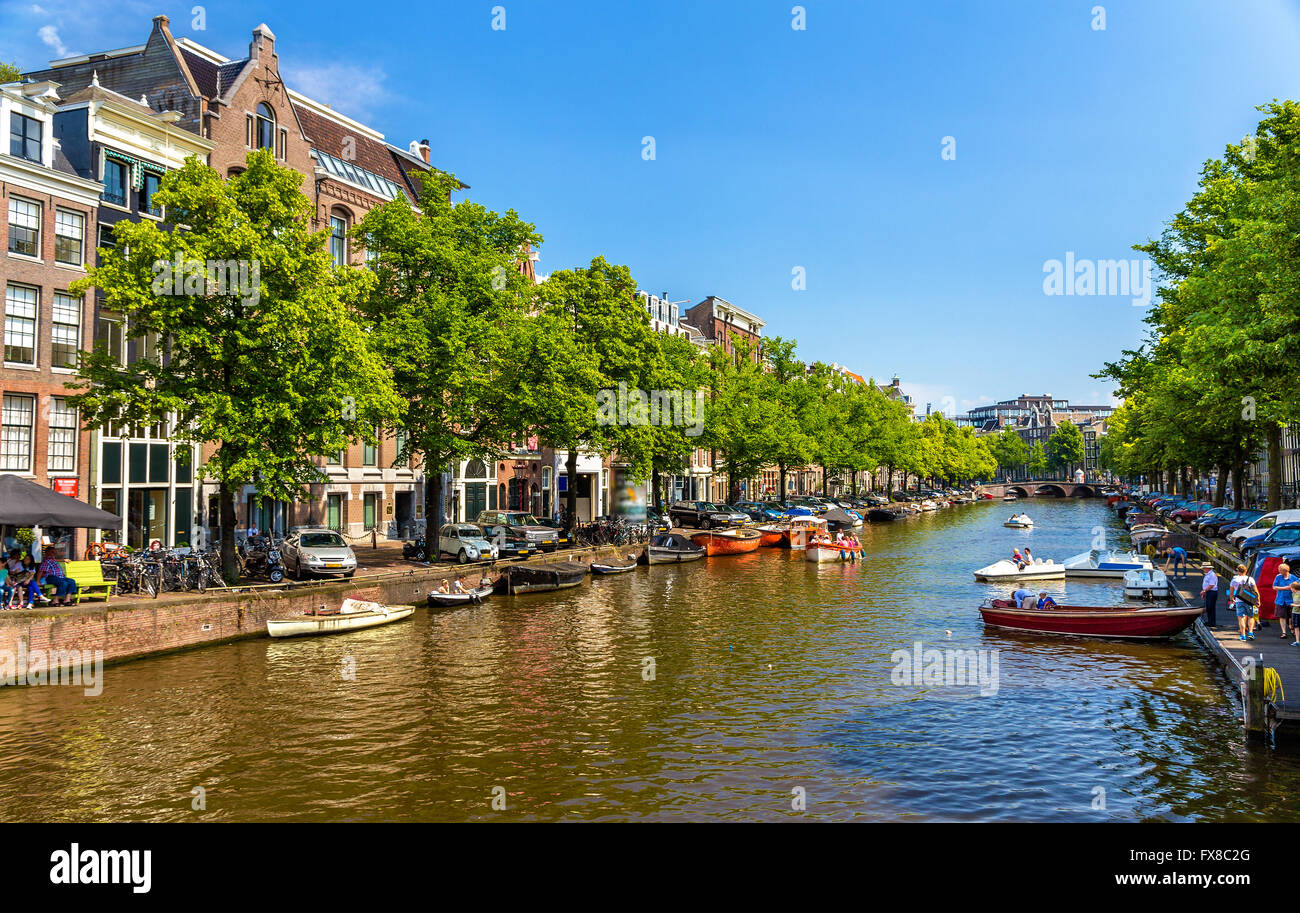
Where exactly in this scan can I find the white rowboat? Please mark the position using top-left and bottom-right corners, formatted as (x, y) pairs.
(267, 598), (415, 638)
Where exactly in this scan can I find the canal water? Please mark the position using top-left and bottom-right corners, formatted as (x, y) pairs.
(2, 499), (1297, 822)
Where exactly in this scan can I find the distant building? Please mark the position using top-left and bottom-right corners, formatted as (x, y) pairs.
(681, 295), (763, 361)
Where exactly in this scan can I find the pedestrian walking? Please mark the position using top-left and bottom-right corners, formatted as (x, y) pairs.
(1229, 563), (1259, 642)
(1200, 562), (1219, 628)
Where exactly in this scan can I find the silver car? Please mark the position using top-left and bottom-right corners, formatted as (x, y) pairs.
(438, 523), (500, 564)
(281, 528), (358, 579)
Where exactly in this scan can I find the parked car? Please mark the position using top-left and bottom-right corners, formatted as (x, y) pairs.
(475, 510), (560, 552)
(534, 518), (572, 549)
(1240, 522), (1300, 560)
(731, 500), (785, 522)
(668, 501), (751, 529)
(1249, 547), (1300, 622)
(437, 523), (500, 564)
(1228, 510), (1300, 547)
(1190, 507), (1233, 532)
(1170, 501), (1214, 522)
(281, 528), (358, 579)
(1199, 509), (1262, 537)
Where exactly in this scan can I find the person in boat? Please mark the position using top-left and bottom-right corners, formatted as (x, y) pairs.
(436, 579), (451, 595)
(452, 576), (467, 594)
(1036, 592), (1058, 609)
(478, 572), (493, 590)
(1011, 586), (1033, 609)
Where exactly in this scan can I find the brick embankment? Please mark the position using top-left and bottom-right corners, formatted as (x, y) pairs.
(0, 542), (637, 678)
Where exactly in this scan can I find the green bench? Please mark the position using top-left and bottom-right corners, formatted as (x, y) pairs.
(57, 560), (115, 604)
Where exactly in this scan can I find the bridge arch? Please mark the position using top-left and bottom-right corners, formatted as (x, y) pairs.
(1007, 486), (1029, 498)
(1033, 484), (1067, 498)
(1069, 484), (1097, 498)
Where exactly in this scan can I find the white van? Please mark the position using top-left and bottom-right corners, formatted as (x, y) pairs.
(1227, 509), (1300, 546)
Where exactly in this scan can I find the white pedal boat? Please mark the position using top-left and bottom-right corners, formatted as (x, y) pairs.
(1063, 548), (1154, 579)
(267, 598), (415, 638)
(973, 558), (1066, 581)
(1124, 567), (1170, 599)
(1004, 513), (1033, 528)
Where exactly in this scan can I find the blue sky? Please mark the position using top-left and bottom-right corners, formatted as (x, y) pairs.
(5, 0), (1300, 413)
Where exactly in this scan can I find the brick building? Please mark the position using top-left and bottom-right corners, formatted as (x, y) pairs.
(24, 17), (438, 543)
(1, 79), (103, 554)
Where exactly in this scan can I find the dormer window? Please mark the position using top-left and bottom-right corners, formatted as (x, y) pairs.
(256, 103), (276, 151)
(9, 113), (42, 163)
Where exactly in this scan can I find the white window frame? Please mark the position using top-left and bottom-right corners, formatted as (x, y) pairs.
(1, 394), (36, 472)
(54, 209), (85, 266)
(47, 397), (78, 473)
(4, 283), (39, 366)
(7, 196), (42, 260)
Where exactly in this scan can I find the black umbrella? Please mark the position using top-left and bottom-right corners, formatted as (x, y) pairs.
(0, 473), (122, 528)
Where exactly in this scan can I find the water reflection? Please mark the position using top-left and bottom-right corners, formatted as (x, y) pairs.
(0, 499), (1293, 821)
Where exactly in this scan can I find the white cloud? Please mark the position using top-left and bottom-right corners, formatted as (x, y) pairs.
(283, 62), (388, 121)
(38, 24), (67, 57)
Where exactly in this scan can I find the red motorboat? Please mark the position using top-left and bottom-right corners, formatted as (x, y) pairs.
(978, 599), (1202, 640)
(690, 528), (762, 556)
(754, 525), (786, 548)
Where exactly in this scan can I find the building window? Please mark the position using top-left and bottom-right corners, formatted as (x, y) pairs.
(327, 494), (342, 531)
(51, 293), (80, 368)
(141, 172), (162, 217)
(363, 432), (377, 467)
(102, 159), (128, 206)
(326, 450), (342, 465)
(8, 197), (41, 257)
(9, 113), (41, 163)
(329, 214), (347, 267)
(54, 210), (85, 265)
(363, 493), (377, 529)
(256, 103), (276, 151)
(1, 395), (35, 471)
(47, 398), (77, 472)
(95, 311), (125, 363)
(4, 284), (38, 364)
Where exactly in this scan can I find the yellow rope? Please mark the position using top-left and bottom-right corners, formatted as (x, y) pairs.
(1263, 667), (1285, 705)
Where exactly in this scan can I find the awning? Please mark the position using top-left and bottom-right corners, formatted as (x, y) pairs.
(0, 474), (122, 528)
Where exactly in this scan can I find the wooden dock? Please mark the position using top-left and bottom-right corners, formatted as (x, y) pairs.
(1170, 563), (1300, 741)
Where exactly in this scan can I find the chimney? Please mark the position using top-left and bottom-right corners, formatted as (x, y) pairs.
(418, 138), (430, 164)
(250, 23), (277, 64)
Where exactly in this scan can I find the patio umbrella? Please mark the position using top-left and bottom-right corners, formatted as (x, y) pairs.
(0, 474), (121, 528)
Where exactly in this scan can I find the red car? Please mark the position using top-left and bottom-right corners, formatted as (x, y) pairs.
(1170, 501), (1213, 523)
(1249, 549), (1300, 622)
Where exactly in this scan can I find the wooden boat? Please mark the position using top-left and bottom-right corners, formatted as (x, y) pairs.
(645, 533), (706, 565)
(494, 561), (588, 594)
(427, 585), (492, 607)
(755, 524), (787, 547)
(691, 528), (762, 556)
(591, 556), (639, 574)
(1062, 549), (1153, 579)
(978, 599), (1200, 639)
(972, 558), (1065, 581)
(806, 536), (862, 563)
(782, 516), (828, 549)
(1123, 567), (1170, 599)
(267, 598), (415, 638)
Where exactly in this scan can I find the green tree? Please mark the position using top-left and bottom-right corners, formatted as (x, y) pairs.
(0, 62), (21, 83)
(991, 428), (1028, 480)
(1046, 422), (1085, 478)
(529, 257), (658, 532)
(71, 150), (400, 579)
(355, 170), (544, 558)
(1027, 441), (1050, 478)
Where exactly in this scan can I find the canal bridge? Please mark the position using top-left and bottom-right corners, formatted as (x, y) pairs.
(977, 481), (1100, 499)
